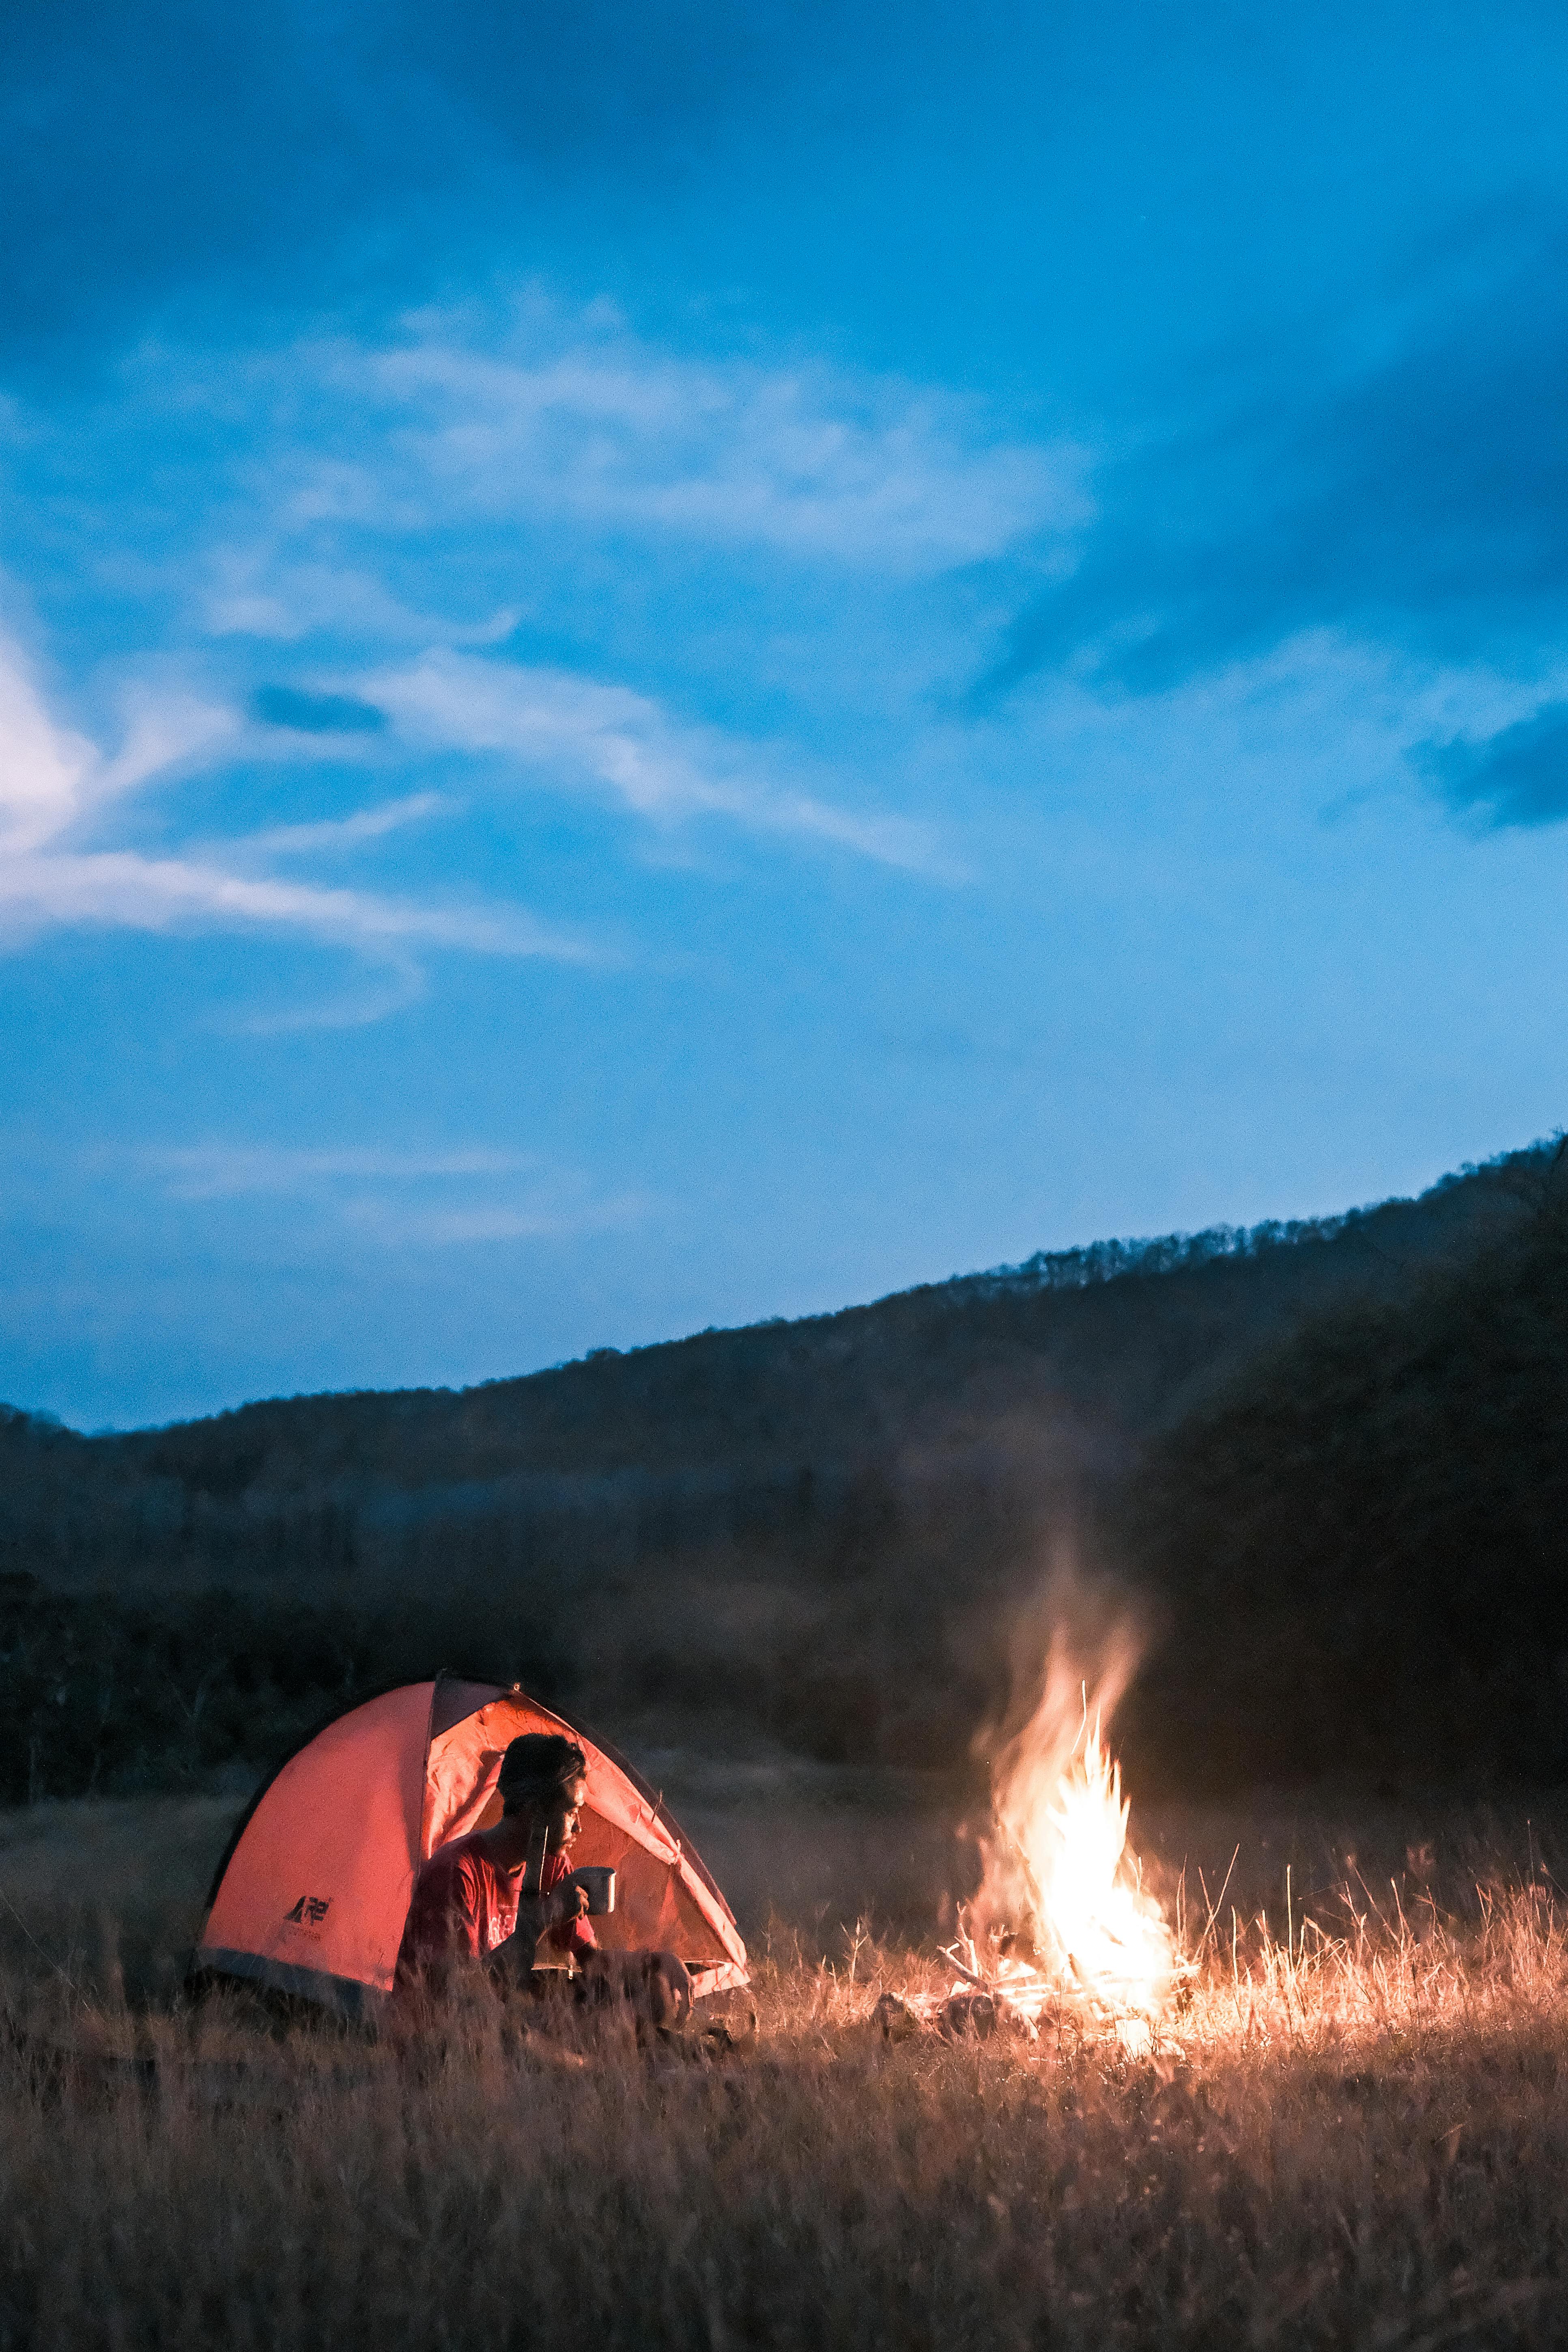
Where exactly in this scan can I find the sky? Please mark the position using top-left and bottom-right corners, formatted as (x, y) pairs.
(4, 0), (1568, 1429)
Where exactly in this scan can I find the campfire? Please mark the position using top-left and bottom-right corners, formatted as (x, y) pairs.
(882, 1620), (1183, 2053)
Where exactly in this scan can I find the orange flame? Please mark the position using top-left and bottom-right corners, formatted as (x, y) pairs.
(968, 1615), (1178, 2027)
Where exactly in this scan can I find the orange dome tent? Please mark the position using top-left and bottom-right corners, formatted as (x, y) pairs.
(192, 1675), (748, 2019)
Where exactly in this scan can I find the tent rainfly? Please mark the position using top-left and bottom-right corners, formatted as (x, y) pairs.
(193, 1675), (749, 2018)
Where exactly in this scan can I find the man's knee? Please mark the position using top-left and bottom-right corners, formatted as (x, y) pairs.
(643, 1950), (693, 2028)
(575, 1950), (692, 2025)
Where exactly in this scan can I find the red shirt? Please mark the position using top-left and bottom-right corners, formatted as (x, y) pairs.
(396, 1833), (597, 1982)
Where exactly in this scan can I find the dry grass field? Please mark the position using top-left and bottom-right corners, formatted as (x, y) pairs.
(4, 1780), (1568, 2350)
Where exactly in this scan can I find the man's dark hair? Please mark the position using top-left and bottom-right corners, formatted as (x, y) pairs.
(497, 1732), (587, 1809)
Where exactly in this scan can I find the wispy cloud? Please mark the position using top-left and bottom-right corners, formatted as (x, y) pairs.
(181, 301), (1086, 650)
(135, 1138), (651, 1245)
(203, 549), (521, 648)
(2, 300), (993, 1023)
(96, 684), (239, 797)
(346, 314), (1089, 570)
(0, 847), (586, 958)
(143, 1142), (542, 1199)
(224, 960), (432, 1035)
(0, 639), (103, 854)
(340, 1192), (651, 1246)
(234, 790), (448, 858)
(0, 652), (240, 859)
(0, 627), (594, 969)
(369, 648), (955, 874)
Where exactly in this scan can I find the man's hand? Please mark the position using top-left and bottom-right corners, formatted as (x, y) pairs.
(519, 1880), (590, 1936)
(492, 1881), (590, 1980)
(542, 1880), (593, 1930)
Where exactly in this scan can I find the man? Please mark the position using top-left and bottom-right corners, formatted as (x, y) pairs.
(396, 1730), (692, 2026)
(397, 1730), (598, 1988)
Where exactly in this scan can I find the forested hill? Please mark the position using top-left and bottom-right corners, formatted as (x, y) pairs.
(4, 1141), (1535, 1539)
(0, 1137), (1563, 1802)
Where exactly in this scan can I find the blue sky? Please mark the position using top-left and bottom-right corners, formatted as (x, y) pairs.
(4, 1), (1568, 1428)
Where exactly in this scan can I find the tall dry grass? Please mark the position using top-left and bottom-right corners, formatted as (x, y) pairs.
(3, 1791), (1568, 2349)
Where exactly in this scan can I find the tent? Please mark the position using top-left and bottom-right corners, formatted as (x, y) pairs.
(192, 1675), (749, 2019)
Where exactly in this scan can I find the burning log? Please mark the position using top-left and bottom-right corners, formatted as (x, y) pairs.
(874, 1986), (1019, 2042)
(937, 1991), (1003, 2039)
(873, 1993), (921, 2041)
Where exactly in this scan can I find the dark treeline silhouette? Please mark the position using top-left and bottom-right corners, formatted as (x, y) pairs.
(0, 1140), (1561, 1801)
(1118, 1140), (1568, 1790)
(0, 1577), (571, 1809)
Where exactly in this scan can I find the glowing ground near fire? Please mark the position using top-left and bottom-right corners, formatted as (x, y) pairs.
(6, 1773), (1568, 2349)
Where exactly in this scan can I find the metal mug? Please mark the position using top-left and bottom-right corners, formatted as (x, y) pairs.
(570, 1865), (617, 1917)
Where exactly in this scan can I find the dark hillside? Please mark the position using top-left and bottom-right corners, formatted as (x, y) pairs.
(112, 1151), (1524, 1498)
(0, 1140), (1558, 1802)
(1, 1145), (1532, 1605)
(1119, 1150), (1568, 1789)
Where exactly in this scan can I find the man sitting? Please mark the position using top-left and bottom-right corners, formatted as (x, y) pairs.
(396, 1730), (691, 2027)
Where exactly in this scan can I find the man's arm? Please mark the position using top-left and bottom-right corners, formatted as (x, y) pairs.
(397, 1849), (488, 1985)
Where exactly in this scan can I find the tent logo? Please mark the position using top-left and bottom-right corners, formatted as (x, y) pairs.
(284, 1895), (331, 1926)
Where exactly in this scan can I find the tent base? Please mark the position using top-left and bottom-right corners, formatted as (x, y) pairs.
(688, 1961), (751, 2000)
(195, 1947), (749, 2019)
(192, 1948), (383, 2023)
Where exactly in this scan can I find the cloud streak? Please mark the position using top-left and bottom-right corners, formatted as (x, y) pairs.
(0, 642), (101, 854)
(167, 300), (1085, 656)
(143, 1142), (542, 1199)
(275, 302), (1089, 575)
(234, 791), (449, 858)
(369, 648), (954, 874)
(340, 1192), (650, 1246)
(0, 846), (586, 959)
(134, 1137), (651, 1246)
(0, 629), (594, 968)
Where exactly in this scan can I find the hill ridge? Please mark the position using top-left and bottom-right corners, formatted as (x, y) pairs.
(1, 1132), (1563, 1803)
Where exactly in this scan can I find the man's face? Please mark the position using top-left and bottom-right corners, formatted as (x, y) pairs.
(549, 1776), (588, 1849)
